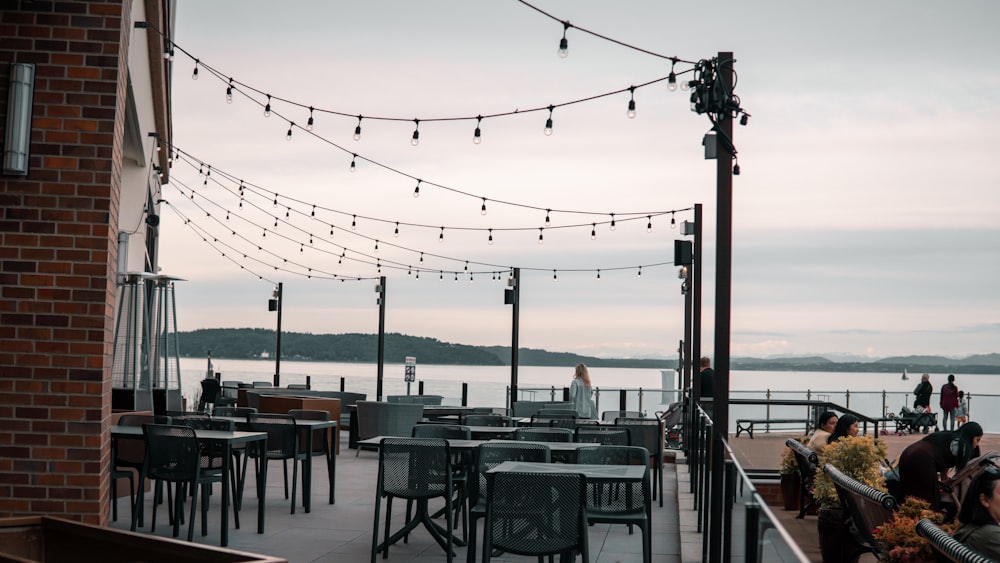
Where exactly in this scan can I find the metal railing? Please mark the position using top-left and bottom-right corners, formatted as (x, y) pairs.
(688, 404), (810, 563)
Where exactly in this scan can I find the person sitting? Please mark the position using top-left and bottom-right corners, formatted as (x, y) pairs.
(953, 465), (1000, 558)
(808, 411), (838, 454)
(897, 422), (983, 511)
(827, 413), (860, 445)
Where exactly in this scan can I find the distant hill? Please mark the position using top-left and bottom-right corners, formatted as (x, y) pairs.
(178, 328), (1000, 373)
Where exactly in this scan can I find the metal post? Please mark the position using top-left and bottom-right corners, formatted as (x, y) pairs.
(376, 276), (386, 401)
(418, 380), (424, 395)
(273, 282), (282, 387)
(339, 377), (345, 392)
(745, 501), (761, 563)
(689, 203), (703, 456)
(723, 459), (736, 562)
(461, 383), (468, 406)
(709, 51), (735, 563)
(619, 389), (627, 411)
(509, 268), (520, 402)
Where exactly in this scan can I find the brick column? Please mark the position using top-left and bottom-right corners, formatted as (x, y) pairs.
(0, 0), (131, 525)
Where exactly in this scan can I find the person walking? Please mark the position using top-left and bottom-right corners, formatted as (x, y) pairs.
(940, 374), (960, 431)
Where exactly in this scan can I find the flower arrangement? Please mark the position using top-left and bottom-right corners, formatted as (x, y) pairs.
(781, 436), (809, 475)
(872, 496), (954, 563)
(812, 434), (888, 508)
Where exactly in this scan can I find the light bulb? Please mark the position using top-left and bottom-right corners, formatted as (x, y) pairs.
(668, 72), (677, 92)
(647, 217), (653, 232)
(558, 37), (568, 58)
(306, 108), (314, 131)
(627, 99), (636, 119)
(351, 215), (356, 230)
(544, 118), (553, 136)
(488, 229), (493, 245)
(481, 199), (487, 215)
(538, 229), (544, 244)
(411, 120), (420, 146)
(670, 214), (676, 229)
(192, 64), (199, 80)
(413, 181), (421, 198)
(353, 125), (361, 141)
(226, 85), (233, 104)
(597, 270), (601, 280)
(264, 98), (271, 117)
(591, 224), (596, 240)
(473, 127), (481, 144)
(637, 267), (642, 277)
(286, 125), (293, 140)
(349, 156), (356, 172)
(610, 214), (616, 231)
(439, 227), (444, 242)
(394, 223), (399, 237)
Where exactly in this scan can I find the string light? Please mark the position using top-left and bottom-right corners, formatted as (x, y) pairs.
(481, 198), (487, 216)
(609, 213), (616, 231)
(553, 269), (558, 281)
(351, 214), (356, 229)
(668, 59), (677, 92)
(544, 105), (554, 136)
(438, 226), (444, 242)
(627, 86), (636, 119)
(557, 21), (570, 58)
(393, 222), (399, 237)
(226, 78), (233, 103)
(473, 115), (482, 144)
(647, 216), (652, 232)
(374, 240), (379, 253)
(353, 116), (362, 141)
(591, 223), (596, 240)
(413, 179), (421, 198)
(263, 94), (271, 117)
(310, 205), (315, 217)
(544, 209), (551, 226)
(306, 107), (314, 131)
(349, 154), (356, 172)
(286, 123), (294, 141)
(192, 59), (199, 80)
(410, 119), (420, 146)
(637, 266), (642, 277)
(670, 212), (676, 228)
(538, 228), (544, 244)
(488, 228), (493, 245)
(596, 269), (601, 280)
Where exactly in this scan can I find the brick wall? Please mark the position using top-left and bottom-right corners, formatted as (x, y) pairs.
(0, 0), (131, 526)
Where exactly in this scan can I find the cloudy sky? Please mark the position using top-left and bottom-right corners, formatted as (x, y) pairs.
(157, 1), (1000, 360)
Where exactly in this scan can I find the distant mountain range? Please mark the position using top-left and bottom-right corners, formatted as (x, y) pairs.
(177, 328), (1000, 373)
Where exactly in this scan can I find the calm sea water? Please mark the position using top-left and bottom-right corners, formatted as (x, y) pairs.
(178, 358), (1000, 432)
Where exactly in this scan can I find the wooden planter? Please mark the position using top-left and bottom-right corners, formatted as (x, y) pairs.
(816, 507), (865, 563)
(0, 517), (286, 563)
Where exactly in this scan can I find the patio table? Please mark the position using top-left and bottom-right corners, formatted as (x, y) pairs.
(111, 425), (268, 547)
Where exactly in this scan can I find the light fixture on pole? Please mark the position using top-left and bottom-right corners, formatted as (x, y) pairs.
(3, 63), (35, 176)
(268, 283), (283, 386)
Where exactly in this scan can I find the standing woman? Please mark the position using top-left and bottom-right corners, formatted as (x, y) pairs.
(940, 374), (959, 431)
(569, 363), (598, 419)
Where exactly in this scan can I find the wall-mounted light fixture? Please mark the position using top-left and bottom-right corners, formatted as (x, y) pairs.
(3, 63), (35, 176)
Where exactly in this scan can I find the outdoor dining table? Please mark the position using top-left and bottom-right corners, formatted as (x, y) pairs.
(215, 416), (337, 511)
(110, 425), (268, 547)
(356, 436), (601, 457)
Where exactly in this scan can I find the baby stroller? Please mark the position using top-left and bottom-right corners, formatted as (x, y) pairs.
(657, 401), (684, 449)
(896, 406), (939, 434)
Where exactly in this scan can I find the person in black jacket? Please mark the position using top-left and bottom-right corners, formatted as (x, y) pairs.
(698, 356), (714, 402)
(913, 373), (934, 432)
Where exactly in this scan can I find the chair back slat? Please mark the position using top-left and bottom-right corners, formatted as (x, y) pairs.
(485, 471), (588, 559)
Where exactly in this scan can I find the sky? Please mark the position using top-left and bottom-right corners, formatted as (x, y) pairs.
(156, 1), (1000, 361)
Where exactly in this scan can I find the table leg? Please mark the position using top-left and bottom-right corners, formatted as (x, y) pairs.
(327, 425), (336, 504)
(221, 442), (231, 547)
(257, 437), (267, 534)
(303, 430), (313, 513)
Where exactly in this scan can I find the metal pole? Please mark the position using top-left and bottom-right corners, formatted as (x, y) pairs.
(709, 51), (735, 563)
(509, 268), (520, 403)
(377, 276), (386, 401)
(689, 203), (703, 455)
(273, 282), (282, 387)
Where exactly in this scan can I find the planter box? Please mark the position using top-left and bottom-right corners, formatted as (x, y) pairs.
(0, 517), (286, 563)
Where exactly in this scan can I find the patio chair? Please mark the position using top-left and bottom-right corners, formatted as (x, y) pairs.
(212, 406), (257, 418)
(132, 424), (223, 541)
(482, 470), (589, 563)
(467, 442), (550, 563)
(182, 417), (240, 531)
(198, 378), (222, 413)
(574, 426), (630, 446)
(111, 414), (171, 525)
(411, 424), (471, 540)
(576, 445), (652, 563)
(371, 437), (454, 563)
(616, 417), (666, 506)
(602, 410), (643, 422)
(243, 413), (307, 514)
(460, 413), (510, 427)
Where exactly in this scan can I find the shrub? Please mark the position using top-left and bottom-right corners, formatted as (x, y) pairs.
(812, 435), (888, 508)
(872, 496), (954, 563)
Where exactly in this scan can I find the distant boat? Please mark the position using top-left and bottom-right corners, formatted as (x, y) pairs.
(902, 369), (909, 381)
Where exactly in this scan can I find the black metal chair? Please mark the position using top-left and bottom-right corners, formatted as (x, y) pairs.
(198, 378), (222, 413)
(482, 470), (589, 563)
(111, 414), (170, 525)
(371, 437), (455, 563)
(289, 408), (336, 511)
(410, 424), (471, 540)
(243, 413), (307, 514)
(514, 427), (573, 442)
(132, 424), (223, 541)
(467, 442), (551, 563)
(616, 417), (665, 506)
(601, 410), (643, 422)
(182, 417), (240, 528)
(576, 445), (652, 563)
(574, 426), (630, 446)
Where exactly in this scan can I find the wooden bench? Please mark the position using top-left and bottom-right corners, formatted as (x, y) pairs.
(916, 518), (996, 563)
(785, 439), (819, 519)
(735, 418), (811, 438)
(823, 463), (898, 560)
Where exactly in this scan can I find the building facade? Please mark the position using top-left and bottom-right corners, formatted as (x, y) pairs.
(0, 0), (172, 524)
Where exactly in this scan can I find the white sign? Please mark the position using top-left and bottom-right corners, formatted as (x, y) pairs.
(404, 356), (416, 382)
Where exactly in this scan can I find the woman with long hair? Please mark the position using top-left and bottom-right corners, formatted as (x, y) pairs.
(568, 363), (597, 419)
(827, 413), (860, 444)
(954, 464), (1000, 558)
(897, 422), (984, 511)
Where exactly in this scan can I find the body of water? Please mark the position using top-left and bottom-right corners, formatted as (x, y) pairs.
(177, 358), (1000, 432)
